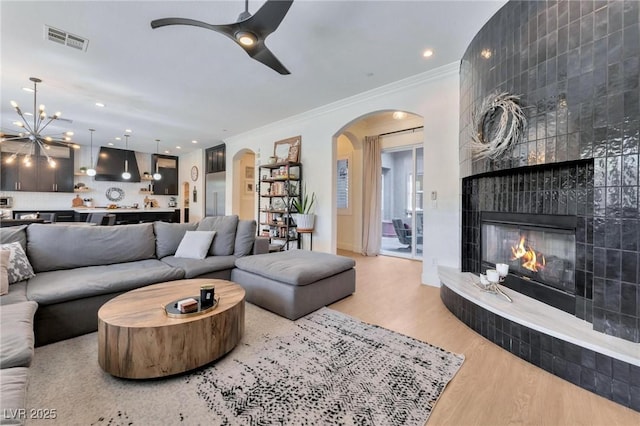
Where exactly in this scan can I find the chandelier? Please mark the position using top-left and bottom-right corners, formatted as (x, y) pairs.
(2, 77), (74, 168)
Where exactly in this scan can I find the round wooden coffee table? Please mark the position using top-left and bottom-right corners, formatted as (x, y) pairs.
(98, 279), (245, 379)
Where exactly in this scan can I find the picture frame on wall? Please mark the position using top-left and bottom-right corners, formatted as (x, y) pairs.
(245, 180), (255, 195)
(273, 136), (301, 163)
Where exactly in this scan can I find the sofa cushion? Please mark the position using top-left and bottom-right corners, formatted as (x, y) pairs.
(27, 223), (156, 272)
(1, 242), (35, 285)
(161, 255), (237, 279)
(0, 225), (27, 251)
(26, 259), (185, 305)
(234, 251), (356, 286)
(174, 231), (216, 259)
(0, 367), (29, 425)
(0, 282), (27, 306)
(234, 220), (257, 257)
(0, 301), (37, 369)
(197, 215), (239, 256)
(0, 250), (8, 295)
(154, 221), (198, 258)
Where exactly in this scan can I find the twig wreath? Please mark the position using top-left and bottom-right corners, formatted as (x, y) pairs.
(470, 92), (527, 159)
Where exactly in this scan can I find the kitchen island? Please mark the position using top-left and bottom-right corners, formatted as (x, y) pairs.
(73, 208), (179, 224)
(11, 208), (180, 225)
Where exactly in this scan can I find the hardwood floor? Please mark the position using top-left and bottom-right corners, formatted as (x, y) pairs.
(330, 251), (640, 426)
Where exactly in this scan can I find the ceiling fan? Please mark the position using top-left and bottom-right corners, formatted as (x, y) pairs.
(151, 0), (293, 75)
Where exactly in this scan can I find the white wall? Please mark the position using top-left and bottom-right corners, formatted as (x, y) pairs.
(224, 62), (460, 286)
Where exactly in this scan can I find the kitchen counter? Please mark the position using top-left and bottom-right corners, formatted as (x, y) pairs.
(73, 208), (177, 213)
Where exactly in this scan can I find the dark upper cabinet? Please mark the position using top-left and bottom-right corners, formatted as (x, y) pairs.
(0, 141), (72, 192)
(152, 154), (178, 195)
(36, 144), (74, 192)
(206, 144), (226, 173)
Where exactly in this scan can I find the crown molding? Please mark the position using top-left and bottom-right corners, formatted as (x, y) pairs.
(226, 61), (459, 142)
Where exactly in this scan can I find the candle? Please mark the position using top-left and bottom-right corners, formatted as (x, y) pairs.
(486, 269), (500, 283)
(496, 263), (509, 277)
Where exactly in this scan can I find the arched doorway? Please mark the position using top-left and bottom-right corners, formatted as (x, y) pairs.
(332, 110), (424, 260)
(232, 149), (256, 220)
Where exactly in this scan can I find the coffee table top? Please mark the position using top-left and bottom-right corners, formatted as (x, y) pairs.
(98, 279), (245, 328)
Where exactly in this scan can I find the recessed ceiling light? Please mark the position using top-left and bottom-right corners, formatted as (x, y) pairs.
(192, 140), (198, 144)
(125, 129), (132, 133)
(392, 111), (407, 120)
(115, 137), (121, 141)
(95, 102), (105, 107)
(164, 150), (170, 154)
(108, 142), (114, 146)
(481, 49), (492, 59)
(422, 49), (434, 58)
(176, 146), (182, 149)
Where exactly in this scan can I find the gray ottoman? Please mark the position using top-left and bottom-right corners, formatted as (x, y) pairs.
(231, 250), (356, 320)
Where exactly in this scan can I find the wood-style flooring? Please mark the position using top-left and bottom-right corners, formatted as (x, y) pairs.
(329, 251), (640, 426)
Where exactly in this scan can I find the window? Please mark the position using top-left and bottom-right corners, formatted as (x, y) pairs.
(337, 155), (351, 214)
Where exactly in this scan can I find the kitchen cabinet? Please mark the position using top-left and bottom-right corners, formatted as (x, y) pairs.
(152, 154), (178, 195)
(37, 146), (74, 192)
(0, 141), (74, 192)
(0, 141), (38, 191)
(206, 144), (225, 173)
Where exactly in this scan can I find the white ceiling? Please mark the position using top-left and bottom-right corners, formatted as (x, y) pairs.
(0, 0), (506, 155)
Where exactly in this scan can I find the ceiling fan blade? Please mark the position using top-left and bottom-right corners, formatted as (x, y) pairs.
(151, 18), (233, 36)
(150, 0), (294, 74)
(243, 0), (294, 39)
(245, 41), (290, 75)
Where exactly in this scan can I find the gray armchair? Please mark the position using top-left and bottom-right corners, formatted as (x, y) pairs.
(392, 218), (422, 249)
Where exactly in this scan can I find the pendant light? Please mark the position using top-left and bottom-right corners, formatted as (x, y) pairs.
(86, 129), (96, 176)
(122, 134), (131, 180)
(153, 139), (162, 180)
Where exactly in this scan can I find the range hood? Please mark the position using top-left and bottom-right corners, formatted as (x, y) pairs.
(94, 146), (141, 182)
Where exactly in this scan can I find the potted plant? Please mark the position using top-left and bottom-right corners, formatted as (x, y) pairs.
(291, 186), (316, 231)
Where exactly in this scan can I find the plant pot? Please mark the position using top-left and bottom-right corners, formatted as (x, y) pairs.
(295, 213), (315, 231)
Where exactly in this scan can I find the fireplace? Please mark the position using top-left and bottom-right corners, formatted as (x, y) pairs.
(481, 212), (577, 315)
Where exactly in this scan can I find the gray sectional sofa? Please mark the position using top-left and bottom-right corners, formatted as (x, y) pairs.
(0, 215), (266, 425)
(0, 214), (356, 425)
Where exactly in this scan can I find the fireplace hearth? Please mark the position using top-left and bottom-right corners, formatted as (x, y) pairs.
(481, 212), (577, 314)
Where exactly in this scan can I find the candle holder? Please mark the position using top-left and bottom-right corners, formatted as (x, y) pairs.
(473, 265), (512, 303)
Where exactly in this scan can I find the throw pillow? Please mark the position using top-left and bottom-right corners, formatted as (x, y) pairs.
(0, 242), (35, 284)
(0, 250), (9, 295)
(174, 231), (216, 260)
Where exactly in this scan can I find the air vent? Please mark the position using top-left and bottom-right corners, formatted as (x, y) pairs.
(44, 25), (89, 52)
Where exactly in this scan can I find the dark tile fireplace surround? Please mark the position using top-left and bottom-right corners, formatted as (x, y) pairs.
(447, 0), (640, 412)
(459, 0), (640, 343)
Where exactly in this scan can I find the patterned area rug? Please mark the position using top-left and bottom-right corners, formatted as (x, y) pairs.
(27, 304), (464, 425)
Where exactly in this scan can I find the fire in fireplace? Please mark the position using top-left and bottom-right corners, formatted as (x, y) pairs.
(481, 212), (577, 314)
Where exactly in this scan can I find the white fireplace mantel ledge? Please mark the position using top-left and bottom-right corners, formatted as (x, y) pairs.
(438, 266), (640, 366)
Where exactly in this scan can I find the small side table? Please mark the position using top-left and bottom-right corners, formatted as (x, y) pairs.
(298, 229), (313, 250)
